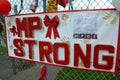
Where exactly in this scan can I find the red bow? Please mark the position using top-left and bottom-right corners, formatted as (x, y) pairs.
(44, 15), (60, 39)
(10, 26), (17, 36)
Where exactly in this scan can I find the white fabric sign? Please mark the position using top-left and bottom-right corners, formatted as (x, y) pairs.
(5, 9), (120, 74)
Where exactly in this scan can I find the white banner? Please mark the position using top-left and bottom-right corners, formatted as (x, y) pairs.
(5, 9), (120, 74)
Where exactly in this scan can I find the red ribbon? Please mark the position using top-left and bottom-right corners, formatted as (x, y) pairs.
(44, 15), (60, 39)
(39, 66), (46, 80)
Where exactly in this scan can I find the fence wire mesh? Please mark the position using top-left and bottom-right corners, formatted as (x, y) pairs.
(0, 0), (120, 80)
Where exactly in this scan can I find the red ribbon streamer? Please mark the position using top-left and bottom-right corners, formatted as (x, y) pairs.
(39, 66), (46, 80)
(44, 15), (60, 39)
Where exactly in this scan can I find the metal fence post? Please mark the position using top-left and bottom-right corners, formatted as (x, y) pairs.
(43, 0), (47, 80)
(43, 0), (46, 12)
(10, 4), (19, 75)
(69, 0), (73, 10)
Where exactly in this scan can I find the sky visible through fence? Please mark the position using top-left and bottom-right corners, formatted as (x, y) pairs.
(8, 0), (114, 14)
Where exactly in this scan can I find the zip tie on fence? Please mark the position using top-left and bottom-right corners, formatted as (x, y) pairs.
(39, 65), (46, 80)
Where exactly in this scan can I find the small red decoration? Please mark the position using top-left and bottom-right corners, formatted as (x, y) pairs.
(57, 0), (74, 8)
(30, 0), (38, 12)
(0, 0), (11, 14)
(57, 0), (68, 8)
(39, 66), (46, 80)
(30, 4), (35, 12)
(10, 26), (18, 36)
(44, 15), (60, 39)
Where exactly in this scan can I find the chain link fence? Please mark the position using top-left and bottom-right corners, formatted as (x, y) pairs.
(0, 0), (120, 80)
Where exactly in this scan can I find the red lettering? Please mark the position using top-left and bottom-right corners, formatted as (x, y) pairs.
(93, 45), (114, 70)
(24, 40), (36, 59)
(13, 39), (24, 57)
(16, 17), (41, 38)
(74, 44), (91, 68)
(28, 17), (41, 37)
(53, 43), (69, 65)
(16, 18), (29, 37)
(39, 41), (52, 63)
